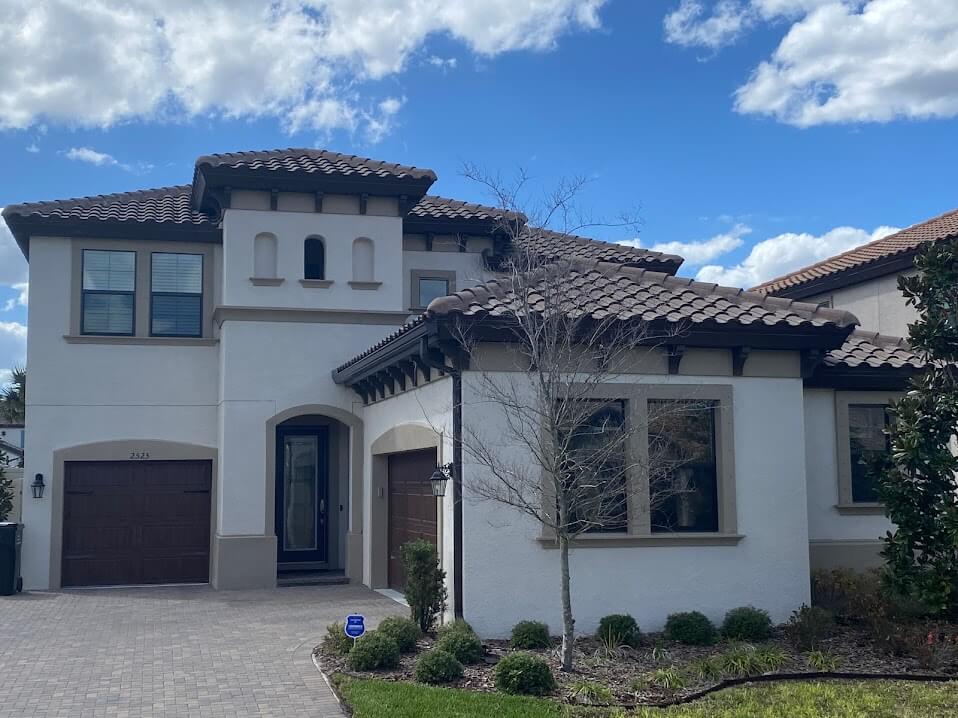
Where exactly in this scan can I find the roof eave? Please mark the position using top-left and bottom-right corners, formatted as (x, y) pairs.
(759, 249), (920, 300)
(805, 364), (923, 391)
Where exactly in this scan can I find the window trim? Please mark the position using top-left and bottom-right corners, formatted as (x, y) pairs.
(70, 240), (215, 342)
(835, 390), (901, 512)
(409, 269), (456, 311)
(80, 249), (137, 337)
(149, 252), (204, 338)
(538, 383), (738, 546)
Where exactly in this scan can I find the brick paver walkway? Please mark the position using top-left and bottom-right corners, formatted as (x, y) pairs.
(0, 584), (404, 717)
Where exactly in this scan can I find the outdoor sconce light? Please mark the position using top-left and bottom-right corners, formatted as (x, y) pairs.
(430, 464), (453, 497)
(31, 473), (45, 499)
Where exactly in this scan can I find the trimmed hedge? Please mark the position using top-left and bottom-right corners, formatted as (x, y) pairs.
(665, 611), (718, 646)
(510, 620), (551, 649)
(722, 606), (773, 641)
(322, 622), (354, 656)
(347, 631), (401, 671)
(494, 652), (557, 696)
(597, 614), (641, 648)
(436, 629), (484, 664)
(414, 649), (464, 684)
(377, 616), (421, 653)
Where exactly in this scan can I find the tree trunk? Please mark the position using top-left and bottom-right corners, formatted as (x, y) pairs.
(558, 533), (574, 671)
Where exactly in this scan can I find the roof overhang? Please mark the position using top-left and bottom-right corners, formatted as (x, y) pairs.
(804, 365), (921, 391)
(761, 250), (919, 300)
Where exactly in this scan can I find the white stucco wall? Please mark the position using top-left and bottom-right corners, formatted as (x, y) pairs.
(221, 208), (404, 311)
(803, 388), (893, 542)
(21, 237), (219, 589)
(458, 371), (811, 638)
(809, 270), (917, 337)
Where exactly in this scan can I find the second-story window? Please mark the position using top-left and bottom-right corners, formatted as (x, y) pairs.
(81, 249), (136, 336)
(151, 253), (203, 337)
(418, 276), (449, 308)
(304, 237), (325, 280)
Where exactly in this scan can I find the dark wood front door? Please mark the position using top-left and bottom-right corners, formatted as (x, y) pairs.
(275, 426), (329, 566)
(388, 449), (438, 591)
(62, 460), (212, 587)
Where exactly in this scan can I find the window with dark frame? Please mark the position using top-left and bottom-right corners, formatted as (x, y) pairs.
(417, 277), (450, 308)
(81, 249), (136, 336)
(648, 399), (720, 533)
(560, 400), (629, 534)
(304, 238), (325, 280)
(151, 253), (203, 337)
(848, 404), (890, 503)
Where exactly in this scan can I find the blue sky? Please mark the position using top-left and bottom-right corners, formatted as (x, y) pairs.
(2, 0), (957, 382)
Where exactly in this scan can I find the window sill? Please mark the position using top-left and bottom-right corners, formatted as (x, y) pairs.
(536, 533), (745, 548)
(300, 279), (334, 288)
(250, 277), (285, 286)
(348, 281), (382, 290)
(835, 503), (885, 516)
(64, 335), (218, 346)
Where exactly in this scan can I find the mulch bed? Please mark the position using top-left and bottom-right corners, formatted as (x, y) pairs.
(315, 624), (958, 707)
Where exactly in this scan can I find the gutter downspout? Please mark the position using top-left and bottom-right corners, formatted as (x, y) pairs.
(419, 335), (464, 619)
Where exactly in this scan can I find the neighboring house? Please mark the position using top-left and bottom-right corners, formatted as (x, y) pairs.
(753, 208), (958, 573)
(2, 148), (925, 637)
(0, 423), (25, 467)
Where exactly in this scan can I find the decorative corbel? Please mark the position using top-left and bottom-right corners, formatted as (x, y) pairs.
(314, 191), (324, 213)
(270, 189), (279, 211)
(732, 346), (751, 377)
(359, 193), (369, 215)
(801, 349), (825, 379)
(667, 345), (686, 375)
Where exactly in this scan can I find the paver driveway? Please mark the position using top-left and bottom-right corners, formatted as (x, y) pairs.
(0, 584), (405, 717)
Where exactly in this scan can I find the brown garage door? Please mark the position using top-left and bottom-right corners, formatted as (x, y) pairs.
(62, 460), (212, 587)
(388, 449), (438, 591)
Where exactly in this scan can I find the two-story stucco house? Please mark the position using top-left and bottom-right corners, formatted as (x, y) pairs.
(2, 148), (927, 637)
(753, 208), (957, 574)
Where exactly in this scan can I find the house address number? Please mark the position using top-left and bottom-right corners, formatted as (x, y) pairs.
(129, 451), (151, 460)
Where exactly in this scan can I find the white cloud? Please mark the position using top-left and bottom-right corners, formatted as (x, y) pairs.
(0, 322), (27, 377)
(665, 0), (958, 127)
(621, 223), (751, 266)
(66, 147), (117, 166)
(0, 213), (28, 287)
(427, 55), (458, 70)
(25, 143), (39, 153)
(695, 224), (899, 288)
(3, 284), (28, 312)
(0, 0), (606, 141)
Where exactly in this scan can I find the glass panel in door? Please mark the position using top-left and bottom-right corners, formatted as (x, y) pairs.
(284, 435), (318, 552)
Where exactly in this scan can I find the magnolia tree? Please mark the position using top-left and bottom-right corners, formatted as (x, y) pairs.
(878, 238), (958, 612)
(447, 168), (701, 670)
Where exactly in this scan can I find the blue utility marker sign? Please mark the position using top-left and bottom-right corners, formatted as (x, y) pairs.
(344, 614), (366, 639)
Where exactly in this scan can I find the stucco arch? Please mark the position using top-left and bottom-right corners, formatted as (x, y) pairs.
(371, 423), (441, 456)
(265, 404), (364, 581)
(49, 438), (218, 590)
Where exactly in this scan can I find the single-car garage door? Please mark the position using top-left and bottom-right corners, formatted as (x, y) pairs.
(62, 460), (212, 587)
(387, 449), (438, 591)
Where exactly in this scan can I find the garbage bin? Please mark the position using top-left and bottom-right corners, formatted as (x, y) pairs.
(0, 522), (23, 595)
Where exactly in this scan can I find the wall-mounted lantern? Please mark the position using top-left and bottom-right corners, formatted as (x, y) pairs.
(429, 464), (453, 498)
(31, 473), (45, 499)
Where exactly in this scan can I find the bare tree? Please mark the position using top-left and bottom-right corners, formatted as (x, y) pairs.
(447, 168), (708, 671)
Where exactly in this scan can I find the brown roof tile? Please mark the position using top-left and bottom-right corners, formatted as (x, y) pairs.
(518, 229), (683, 271)
(2, 185), (212, 226)
(407, 195), (520, 224)
(195, 148), (437, 182)
(335, 259), (857, 372)
(753, 207), (958, 297)
(823, 330), (926, 371)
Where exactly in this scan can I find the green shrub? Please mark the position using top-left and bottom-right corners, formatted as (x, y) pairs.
(414, 649), (463, 684)
(752, 645), (788, 672)
(494, 652), (557, 696)
(720, 644), (764, 678)
(436, 619), (475, 639)
(687, 656), (722, 682)
(596, 614), (641, 648)
(401, 539), (447, 632)
(377, 616), (421, 653)
(721, 606), (772, 641)
(646, 667), (686, 691)
(807, 650), (842, 671)
(346, 631), (401, 671)
(322, 622), (354, 656)
(664, 611), (717, 645)
(569, 680), (614, 705)
(811, 568), (884, 622)
(436, 629), (484, 664)
(0, 465), (13, 522)
(510, 620), (551, 649)
(784, 604), (834, 651)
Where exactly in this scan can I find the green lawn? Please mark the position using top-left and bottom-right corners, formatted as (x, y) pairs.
(333, 676), (958, 718)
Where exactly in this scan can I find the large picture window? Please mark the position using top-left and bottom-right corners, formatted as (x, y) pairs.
(848, 404), (890, 503)
(561, 400), (628, 534)
(648, 399), (720, 533)
(81, 250), (135, 336)
(151, 253), (203, 337)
